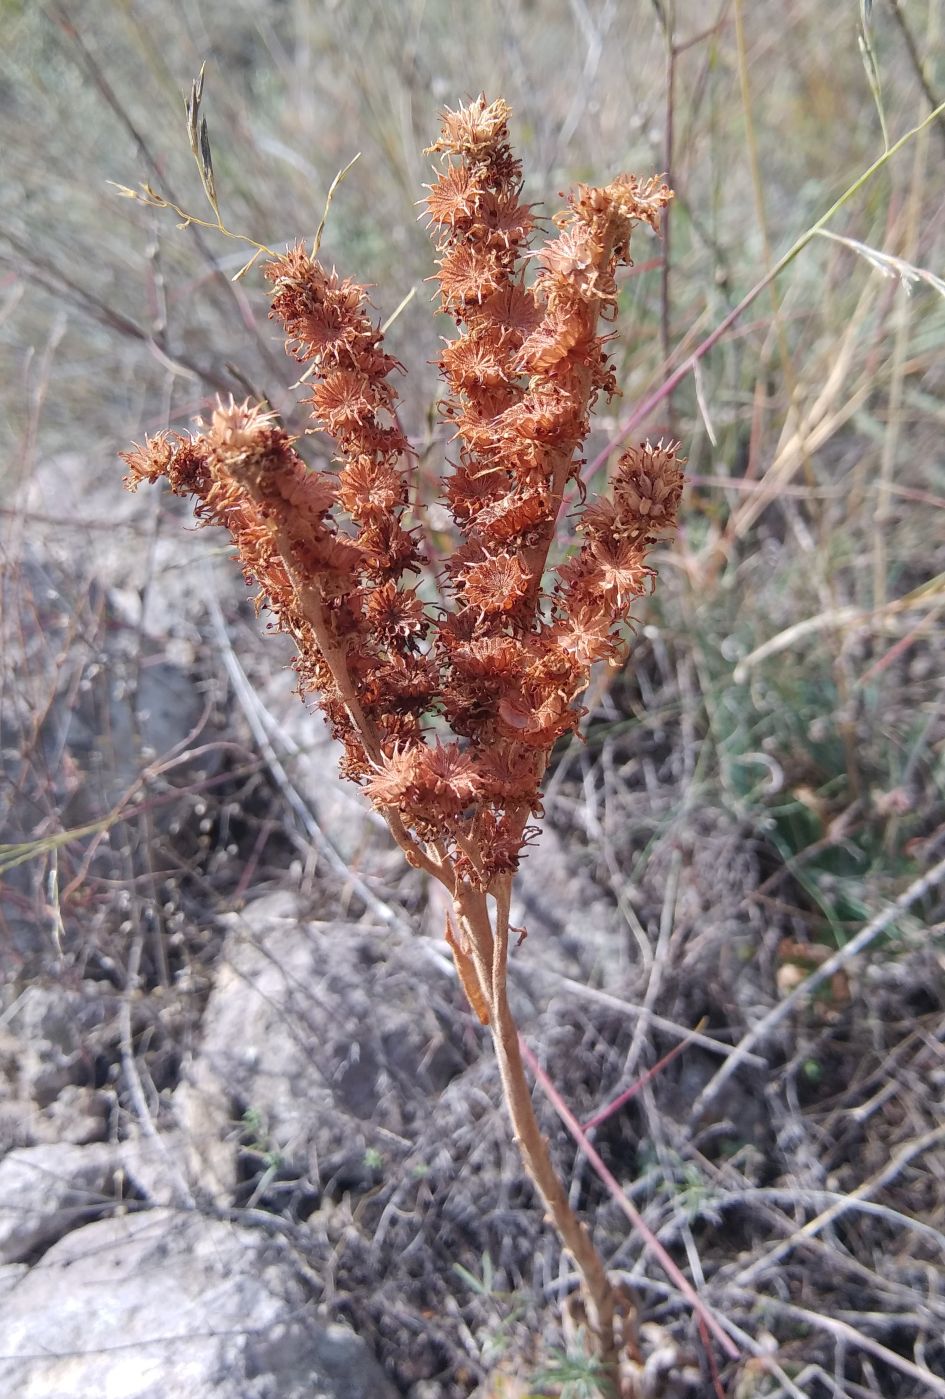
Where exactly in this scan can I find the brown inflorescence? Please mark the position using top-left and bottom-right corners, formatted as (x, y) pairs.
(121, 93), (683, 922)
(121, 98), (684, 1373)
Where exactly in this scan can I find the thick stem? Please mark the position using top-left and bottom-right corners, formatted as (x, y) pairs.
(459, 888), (627, 1392)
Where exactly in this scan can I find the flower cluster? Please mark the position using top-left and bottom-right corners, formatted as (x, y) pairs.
(122, 94), (683, 919)
(124, 262), (438, 788)
(422, 96), (679, 883)
(120, 97), (682, 1370)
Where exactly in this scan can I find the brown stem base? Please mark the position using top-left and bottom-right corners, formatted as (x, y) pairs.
(456, 887), (632, 1395)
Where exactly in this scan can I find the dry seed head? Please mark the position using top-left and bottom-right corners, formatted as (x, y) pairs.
(425, 95), (514, 159)
(121, 93), (683, 897)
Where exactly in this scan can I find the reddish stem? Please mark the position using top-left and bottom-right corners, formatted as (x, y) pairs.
(520, 1035), (739, 1360)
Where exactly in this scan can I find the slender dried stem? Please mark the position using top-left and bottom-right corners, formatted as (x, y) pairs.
(457, 885), (627, 1393)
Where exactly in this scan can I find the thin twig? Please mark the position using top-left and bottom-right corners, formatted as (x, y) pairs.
(887, 0), (945, 157)
(529, 966), (768, 1067)
(729, 1287), (945, 1398)
(691, 852), (945, 1121)
(734, 1121), (945, 1286)
(587, 94), (945, 479)
(732, 1184), (945, 1263)
(656, 1), (676, 428)
(520, 1037), (738, 1360)
(119, 923), (194, 1208)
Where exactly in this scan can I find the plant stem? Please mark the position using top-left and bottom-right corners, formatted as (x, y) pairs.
(657, 1), (676, 432)
(458, 887), (627, 1394)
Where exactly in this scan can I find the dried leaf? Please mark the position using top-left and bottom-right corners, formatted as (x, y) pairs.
(311, 152), (361, 258)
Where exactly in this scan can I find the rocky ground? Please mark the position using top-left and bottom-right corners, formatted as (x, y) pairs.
(2, 442), (944, 1399)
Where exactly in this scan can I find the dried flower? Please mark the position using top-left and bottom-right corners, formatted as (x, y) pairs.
(120, 92), (684, 1385)
(123, 96), (682, 903)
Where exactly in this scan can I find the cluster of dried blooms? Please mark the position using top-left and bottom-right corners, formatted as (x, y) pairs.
(123, 94), (683, 999)
(122, 94), (683, 1379)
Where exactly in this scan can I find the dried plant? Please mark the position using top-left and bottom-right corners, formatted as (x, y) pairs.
(121, 93), (682, 1394)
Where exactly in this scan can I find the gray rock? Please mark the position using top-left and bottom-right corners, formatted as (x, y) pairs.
(39, 642), (209, 827)
(174, 890), (464, 1203)
(20, 451), (220, 642)
(258, 671), (383, 867)
(511, 820), (627, 982)
(0, 1141), (122, 1264)
(0, 1208), (397, 1398)
(119, 1127), (194, 1208)
(0, 1086), (108, 1151)
(0, 985), (108, 1106)
(37, 1084), (109, 1146)
(0, 1099), (37, 1153)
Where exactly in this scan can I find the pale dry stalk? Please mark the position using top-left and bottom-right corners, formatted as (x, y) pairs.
(457, 883), (622, 1378)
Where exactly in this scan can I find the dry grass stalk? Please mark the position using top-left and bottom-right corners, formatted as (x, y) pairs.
(121, 94), (681, 1393)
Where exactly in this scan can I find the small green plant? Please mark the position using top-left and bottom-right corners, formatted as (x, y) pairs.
(239, 1105), (284, 1209)
(638, 1144), (720, 1227)
(240, 1105), (283, 1170)
(531, 1349), (615, 1399)
(453, 1251), (499, 1298)
(453, 1253), (528, 1367)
